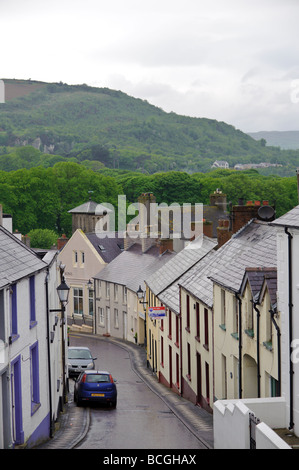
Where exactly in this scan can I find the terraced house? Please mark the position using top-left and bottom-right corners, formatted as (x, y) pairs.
(0, 217), (65, 449)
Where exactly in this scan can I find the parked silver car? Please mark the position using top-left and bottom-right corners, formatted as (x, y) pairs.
(68, 346), (97, 378)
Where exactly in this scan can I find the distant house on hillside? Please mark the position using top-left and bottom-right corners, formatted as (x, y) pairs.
(212, 161), (229, 169)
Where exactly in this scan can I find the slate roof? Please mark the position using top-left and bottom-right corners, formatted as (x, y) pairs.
(270, 204), (299, 229)
(180, 220), (277, 307)
(240, 267), (277, 302)
(94, 243), (174, 293)
(209, 220), (277, 292)
(68, 200), (112, 215)
(86, 232), (124, 264)
(0, 225), (47, 289)
(145, 236), (217, 297)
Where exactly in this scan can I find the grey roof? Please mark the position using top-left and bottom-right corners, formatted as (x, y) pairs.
(145, 236), (217, 297)
(0, 226), (47, 289)
(94, 244), (172, 292)
(68, 200), (112, 215)
(86, 232), (123, 263)
(180, 220), (277, 306)
(209, 220), (277, 292)
(240, 267), (277, 302)
(270, 204), (299, 229)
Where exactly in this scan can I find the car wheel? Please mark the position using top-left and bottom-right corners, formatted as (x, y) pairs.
(110, 398), (117, 408)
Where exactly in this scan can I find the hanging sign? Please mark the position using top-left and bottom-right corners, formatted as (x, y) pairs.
(148, 306), (166, 318)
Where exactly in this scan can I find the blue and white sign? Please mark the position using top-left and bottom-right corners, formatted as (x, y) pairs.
(149, 306), (166, 318)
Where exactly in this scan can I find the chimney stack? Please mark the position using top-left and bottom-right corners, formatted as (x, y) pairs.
(57, 234), (69, 250)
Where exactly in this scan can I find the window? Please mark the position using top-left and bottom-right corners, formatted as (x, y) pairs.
(81, 251), (85, 265)
(205, 362), (210, 404)
(175, 315), (179, 347)
(29, 276), (37, 327)
(30, 342), (40, 414)
(168, 309), (172, 339)
(98, 307), (104, 325)
(161, 336), (164, 367)
(204, 308), (209, 350)
(186, 295), (190, 332)
(73, 288), (83, 315)
(114, 308), (119, 328)
(10, 284), (18, 341)
(245, 296), (254, 337)
(114, 284), (118, 302)
(187, 342), (191, 380)
(176, 353), (180, 388)
(73, 251), (78, 266)
(106, 282), (110, 299)
(88, 289), (93, 316)
(232, 296), (239, 338)
(123, 286), (127, 304)
(196, 302), (200, 340)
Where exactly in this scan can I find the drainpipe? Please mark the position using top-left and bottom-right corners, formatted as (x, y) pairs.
(45, 270), (54, 438)
(285, 227), (294, 430)
(270, 308), (281, 396)
(235, 293), (242, 399)
(253, 302), (261, 398)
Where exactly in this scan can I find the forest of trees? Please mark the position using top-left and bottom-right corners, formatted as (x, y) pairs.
(0, 161), (297, 239)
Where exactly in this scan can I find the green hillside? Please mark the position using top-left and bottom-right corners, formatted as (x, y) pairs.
(0, 79), (298, 175)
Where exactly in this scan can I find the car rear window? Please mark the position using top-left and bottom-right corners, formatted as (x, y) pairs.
(69, 348), (92, 359)
(85, 374), (111, 383)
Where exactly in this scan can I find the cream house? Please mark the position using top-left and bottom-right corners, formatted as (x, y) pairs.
(210, 220), (277, 402)
(58, 229), (123, 328)
(145, 236), (216, 383)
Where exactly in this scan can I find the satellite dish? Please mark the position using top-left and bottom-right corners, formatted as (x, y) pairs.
(258, 205), (275, 221)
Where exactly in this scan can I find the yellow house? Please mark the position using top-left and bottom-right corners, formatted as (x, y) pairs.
(210, 220), (278, 402)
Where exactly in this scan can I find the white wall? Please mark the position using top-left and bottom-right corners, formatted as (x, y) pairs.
(214, 398), (290, 449)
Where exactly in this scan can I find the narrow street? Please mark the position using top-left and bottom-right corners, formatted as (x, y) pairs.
(69, 334), (209, 449)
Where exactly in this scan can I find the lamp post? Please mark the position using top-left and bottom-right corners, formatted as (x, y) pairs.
(137, 285), (148, 347)
(50, 276), (70, 404)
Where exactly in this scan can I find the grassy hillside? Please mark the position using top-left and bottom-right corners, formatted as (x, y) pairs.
(0, 79), (298, 175)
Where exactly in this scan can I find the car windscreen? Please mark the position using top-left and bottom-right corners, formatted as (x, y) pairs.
(85, 374), (111, 383)
(68, 349), (92, 359)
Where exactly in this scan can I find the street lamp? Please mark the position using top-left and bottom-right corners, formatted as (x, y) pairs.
(57, 278), (70, 305)
(50, 276), (70, 404)
(137, 285), (148, 348)
(137, 285), (148, 304)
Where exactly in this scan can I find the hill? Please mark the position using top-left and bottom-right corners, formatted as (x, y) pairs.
(248, 131), (299, 150)
(0, 79), (298, 175)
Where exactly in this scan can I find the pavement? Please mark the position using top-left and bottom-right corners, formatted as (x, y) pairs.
(35, 332), (214, 450)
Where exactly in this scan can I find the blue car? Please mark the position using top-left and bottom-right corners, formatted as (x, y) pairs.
(74, 370), (117, 408)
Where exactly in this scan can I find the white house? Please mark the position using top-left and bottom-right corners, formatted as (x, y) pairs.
(0, 225), (65, 449)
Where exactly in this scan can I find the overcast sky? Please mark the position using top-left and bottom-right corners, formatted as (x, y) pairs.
(1, 0), (299, 132)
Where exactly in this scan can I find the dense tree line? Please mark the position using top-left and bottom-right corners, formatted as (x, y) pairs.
(0, 162), (297, 238)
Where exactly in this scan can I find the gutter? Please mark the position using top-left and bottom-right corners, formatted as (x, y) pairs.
(285, 227), (294, 430)
(253, 302), (261, 398)
(270, 308), (281, 396)
(235, 292), (242, 399)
